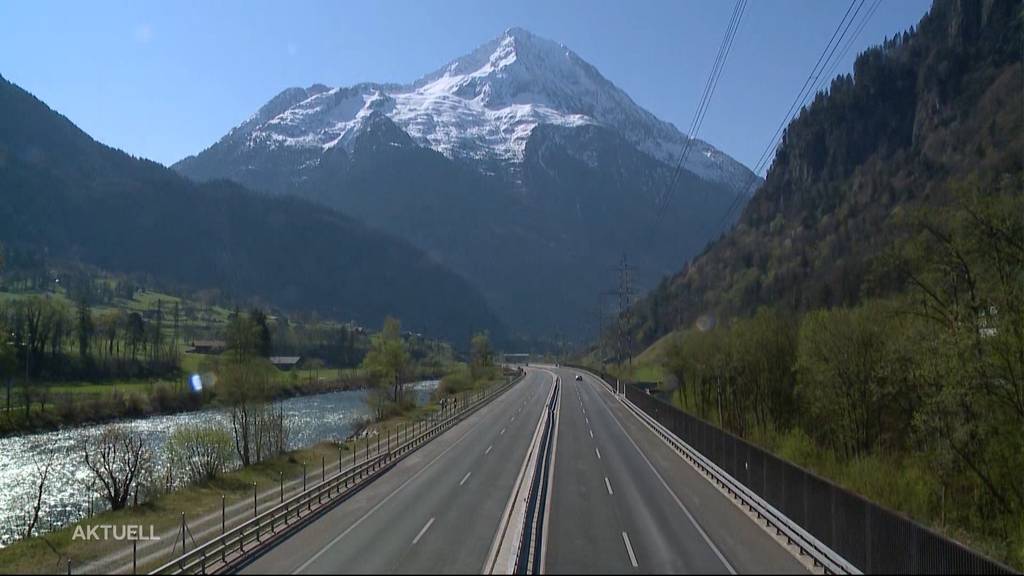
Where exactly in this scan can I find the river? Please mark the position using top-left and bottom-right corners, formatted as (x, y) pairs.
(0, 380), (438, 547)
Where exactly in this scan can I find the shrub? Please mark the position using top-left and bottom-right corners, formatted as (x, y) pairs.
(165, 423), (235, 487)
(439, 364), (473, 395)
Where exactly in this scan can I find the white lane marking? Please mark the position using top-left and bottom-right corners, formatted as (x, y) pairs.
(290, 382), (521, 575)
(412, 517), (435, 545)
(589, 429), (594, 439)
(622, 531), (638, 568)
(605, 477), (614, 495)
(589, 380), (737, 575)
(459, 471), (472, 486)
(500, 427), (506, 436)
(595, 447), (602, 460)
(485, 445), (493, 455)
(511, 416), (516, 423)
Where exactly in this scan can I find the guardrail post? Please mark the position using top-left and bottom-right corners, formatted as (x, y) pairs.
(253, 481), (258, 518)
(280, 471), (284, 503)
(303, 461), (307, 491)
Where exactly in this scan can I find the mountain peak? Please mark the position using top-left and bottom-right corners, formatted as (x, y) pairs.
(501, 26), (543, 49)
(502, 26), (534, 39)
(498, 26), (567, 56)
(187, 28), (755, 188)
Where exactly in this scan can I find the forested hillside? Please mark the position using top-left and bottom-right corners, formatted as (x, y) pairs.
(627, 0), (1022, 346)
(614, 0), (1023, 566)
(0, 75), (503, 344)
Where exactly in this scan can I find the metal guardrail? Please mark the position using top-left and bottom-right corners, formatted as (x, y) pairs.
(599, 370), (1017, 575)
(514, 376), (558, 574)
(619, 387), (858, 574)
(149, 371), (526, 575)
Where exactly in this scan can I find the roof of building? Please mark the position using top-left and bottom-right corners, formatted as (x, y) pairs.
(191, 339), (226, 348)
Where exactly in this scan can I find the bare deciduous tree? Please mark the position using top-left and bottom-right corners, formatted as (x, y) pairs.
(82, 425), (152, 511)
(22, 438), (60, 539)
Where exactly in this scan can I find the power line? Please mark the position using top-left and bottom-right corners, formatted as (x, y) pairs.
(814, 0), (883, 96)
(655, 0), (748, 216)
(749, 0), (865, 181)
(706, 0), (870, 237)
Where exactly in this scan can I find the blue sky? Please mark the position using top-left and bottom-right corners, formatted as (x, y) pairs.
(0, 0), (931, 170)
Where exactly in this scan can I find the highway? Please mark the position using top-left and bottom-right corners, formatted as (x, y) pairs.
(236, 366), (807, 574)
(239, 369), (555, 574)
(544, 366), (806, 574)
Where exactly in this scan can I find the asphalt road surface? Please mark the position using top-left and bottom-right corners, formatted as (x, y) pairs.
(237, 367), (807, 574)
(240, 369), (555, 574)
(543, 366), (807, 574)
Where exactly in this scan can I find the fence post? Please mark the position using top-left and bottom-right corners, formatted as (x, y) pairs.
(303, 461), (307, 491)
(221, 495), (225, 535)
(322, 456), (326, 482)
(181, 512), (186, 568)
(280, 471), (284, 503)
(132, 539), (137, 575)
(254, 481), (261, 542)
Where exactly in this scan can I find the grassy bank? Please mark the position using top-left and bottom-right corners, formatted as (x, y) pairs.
(0, 441), (343, 575)
(0, 386), (464, 575)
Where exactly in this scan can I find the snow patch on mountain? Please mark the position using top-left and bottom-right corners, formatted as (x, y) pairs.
(214, 27), (753, 188)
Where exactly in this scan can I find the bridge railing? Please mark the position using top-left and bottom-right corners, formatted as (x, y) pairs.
(621, 382), (1015, 575)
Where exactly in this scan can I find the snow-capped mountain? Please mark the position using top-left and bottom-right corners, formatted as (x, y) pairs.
(175, 28), (756, 338)
(198, 27), (752, 188)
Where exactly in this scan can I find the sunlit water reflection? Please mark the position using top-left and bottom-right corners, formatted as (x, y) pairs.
(0, 380), (438, 547)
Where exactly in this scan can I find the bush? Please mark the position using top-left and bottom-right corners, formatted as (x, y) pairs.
(165, 423), (235, 487)
(439, 365), (473, 396)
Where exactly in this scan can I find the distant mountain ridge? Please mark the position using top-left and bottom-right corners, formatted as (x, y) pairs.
(0, 74), (504, 344)
(175, 28), (758, 338)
